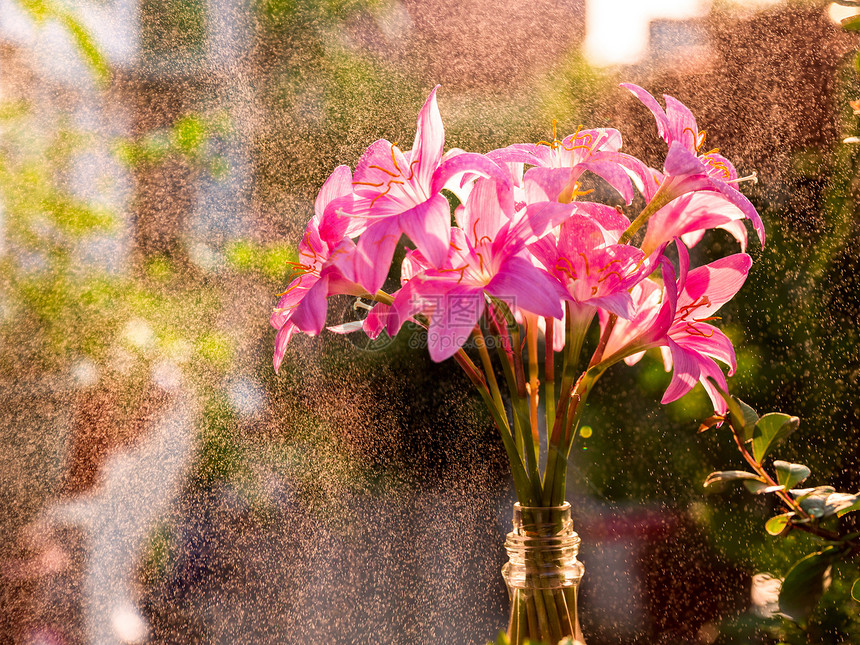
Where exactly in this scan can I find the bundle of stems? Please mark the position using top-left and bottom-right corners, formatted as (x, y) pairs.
(368, 193), (670, 509)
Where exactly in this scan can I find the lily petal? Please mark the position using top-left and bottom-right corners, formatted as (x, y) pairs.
(579, 159), (636, 204)
(431, 152), (511, 203)
(679, 253), (752, 318)
(364, 302), (393, 340)
(661, 338), (701, 404)
(663, 94), (700, 152)
(523, 167), (573, 203)
(621, 83), (671, 143)
(673, 324), (737, 374)
(411, 85), (444, 188)
(427, 287), (485, 362)
(699, 358), (730, 414)
(291, 274), (330, 335)
(487, 256), (564, 318)
(355, 218), (403, 293)
(315, 165), (353, 221)
(398, 193), (452, 268)
(273, 323), (295, 372)
(709, 175), (765, 247)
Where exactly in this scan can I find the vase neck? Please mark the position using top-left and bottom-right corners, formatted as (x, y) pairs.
(510, 502), (574, 538)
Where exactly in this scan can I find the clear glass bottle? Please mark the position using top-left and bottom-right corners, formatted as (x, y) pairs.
(501, 503), (586, 645)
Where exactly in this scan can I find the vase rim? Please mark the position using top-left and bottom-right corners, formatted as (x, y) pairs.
(512, 501), (571, 511)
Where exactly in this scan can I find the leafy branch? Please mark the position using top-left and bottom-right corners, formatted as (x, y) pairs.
(701, 389), (860, 629)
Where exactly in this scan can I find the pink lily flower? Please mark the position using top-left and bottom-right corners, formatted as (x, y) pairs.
(640, 191), (750, 256)
(489, 124), (638, 204)
(600, 244), (751, 413)
(620, 84), (765, 247)
(529, 215), (647, 319)
(598, 259), (678, 366)
(270, 166), (364, 371)
(660, 249), (751, 412)
(390, 178), (567, 362)
(346, 86), (510, 293)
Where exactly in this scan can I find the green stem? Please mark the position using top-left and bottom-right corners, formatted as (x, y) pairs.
(588, 313), (616, 369)
(543, 306), (593, 505)
(526, 315), (541, 468)
(544, 317), (556, 444)
(485, 302), (525, 461)
(493, 299), (542, 500)
(616, 184), (674, 246)
(525, 594), (539, 641)
(474, 327), (505, 414)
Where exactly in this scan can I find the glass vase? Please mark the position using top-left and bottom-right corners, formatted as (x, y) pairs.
(501, 502), (585, 645)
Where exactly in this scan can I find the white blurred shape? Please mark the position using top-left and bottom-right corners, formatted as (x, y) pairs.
(72, 357), (100, 388)
(750, 572), (782, 617)
(374, 1), (413, 42)
(584, 0), (711, 66)
(829, 2), (860, 24)
(43, 399), (196, 645)
(227, 376), (266, 417)
(111, 603), (148, 644)
(123, 319), (155, 349)
(189, 242), (225, 272)
(152, 360), (183, 393)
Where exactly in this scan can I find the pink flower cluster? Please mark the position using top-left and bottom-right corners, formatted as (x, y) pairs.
(271, 85), (763, 414)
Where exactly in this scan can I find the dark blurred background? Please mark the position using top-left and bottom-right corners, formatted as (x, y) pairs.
(1, 0), (859, 643)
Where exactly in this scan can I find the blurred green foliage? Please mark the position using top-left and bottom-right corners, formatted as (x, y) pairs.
(116, 114), (228, 177)
(225, 239), (297, 281)
(16, 0), (111, 85)
(0, 98), (226, 378)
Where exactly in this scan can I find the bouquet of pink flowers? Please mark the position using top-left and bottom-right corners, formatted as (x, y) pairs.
(269, 83), (763, 644)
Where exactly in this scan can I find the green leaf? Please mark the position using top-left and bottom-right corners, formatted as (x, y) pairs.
(842, 14), (860, 31)
(774, 460), (811, 491)
(710, 385), (744, 433)
(834, 493), (860, 517)
(799, 496), (826, 518)
(744, 480), (784, 494)
(852, 578), (860, 603)
(734, 398), (760, 441)
(707, 385), (758, 438)
(792, 486), (835, 498)
(751, 413), (800, 462)
(817, 492), (859, 518)
(765, 512), (794, 536)
(704, 470), (764, 488)
(778, 549), (837, 627)
(794, 486), (837, 518)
